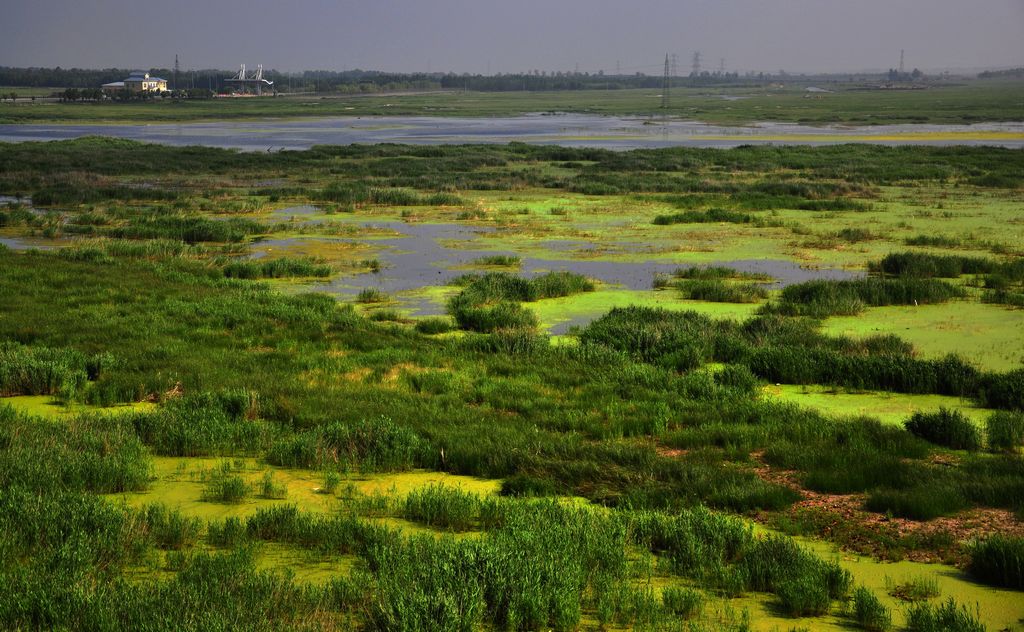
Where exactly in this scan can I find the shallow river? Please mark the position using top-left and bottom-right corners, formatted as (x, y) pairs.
(1, 115), (1021, 150)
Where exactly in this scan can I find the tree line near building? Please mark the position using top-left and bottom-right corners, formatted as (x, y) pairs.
(0, 64), (991, 96)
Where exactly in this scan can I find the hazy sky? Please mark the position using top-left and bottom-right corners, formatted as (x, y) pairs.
(1, 0), (1022, 74)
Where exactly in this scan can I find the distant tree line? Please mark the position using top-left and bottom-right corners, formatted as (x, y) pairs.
(978, 68), (1024, 79)
(1, 65), (972, 95)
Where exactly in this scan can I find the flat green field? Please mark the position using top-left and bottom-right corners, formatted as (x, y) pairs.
(2, 79), (1023, 124)
(1, 138), (1022, 630)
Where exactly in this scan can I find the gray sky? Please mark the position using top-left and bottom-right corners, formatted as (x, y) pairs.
(1, 0), (1022, 74)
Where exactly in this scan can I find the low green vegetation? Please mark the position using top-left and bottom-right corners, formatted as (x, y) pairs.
(1, 138), (1022, 629)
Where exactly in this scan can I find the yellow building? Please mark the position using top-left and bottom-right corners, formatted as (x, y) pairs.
(103, 71), (168, 95)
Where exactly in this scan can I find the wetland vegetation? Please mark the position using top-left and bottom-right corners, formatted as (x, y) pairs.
(1, 136), (1022, 630)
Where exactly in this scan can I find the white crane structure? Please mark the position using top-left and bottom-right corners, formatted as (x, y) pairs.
(225, 64), (274, 95)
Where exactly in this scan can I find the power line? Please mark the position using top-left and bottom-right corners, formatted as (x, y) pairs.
(661, 53), (671, 109)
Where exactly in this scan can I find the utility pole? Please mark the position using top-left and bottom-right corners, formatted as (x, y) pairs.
(173, 54), (179, 92)
(899, 49), (905, 74)
(661, 54), (671, 109)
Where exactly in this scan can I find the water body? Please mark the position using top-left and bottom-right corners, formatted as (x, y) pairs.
(296, 221), (857, 318)
(0, 115), (1021, 150)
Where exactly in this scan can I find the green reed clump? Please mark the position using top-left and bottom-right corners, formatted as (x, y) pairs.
(676, 279), (768, 303)
(448, 298), (538, 333)
(966, 535), (1024, 589)
(579, 307), (719, 364)
(796, 198), (870, 211)
(222, 256), (331, 279)
(986, 411), (1024, 452)
(356, 287), (389, 303)
(660, 586), (703, 619)
(474, 255), (521, 266)
(0, 341), (114, 399)
(105, 547), (326, 630)
(126, 391), (272, 456)
(978, 368), (1024, 411)
(865, 483), (968, 520)
(887, 575), (940, 602)
(770, 278), (965, 317)
(201, 463), (251, 504)
(837, 227), (875, 242)
(364, 535), (485, 632)
(905, 598), (985, 632)
(630, 506), (753, 578)
(415, 316), (454, 335)
(207, 517), (248, 548)
(0, 411), (151, 493)
(850, 586), (892, 631)
(402, 484), (485, 531)
(267, 416), (426, 471)
(713, 364), (760, 393)
(653, 207), (754, 225)
(904, 408), (982, 451)
(368, 309), (403, 322)
(141, 504), (202, 549)
(871, 251), (994, 278)
(905, 234), (961, 248)
(672, 265), (771, 281)
(105, 215), (266, 243)
(259, 471), (288, 500)
(742, 534), (851, 602)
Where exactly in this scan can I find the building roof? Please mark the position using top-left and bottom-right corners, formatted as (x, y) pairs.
(102, 81), (125, 88)
(125, 72), (167, 82)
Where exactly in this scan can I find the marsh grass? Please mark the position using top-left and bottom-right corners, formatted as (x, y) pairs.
(768, 278), (965, 318)
(259, 471), (288, 500)
(905, 598), (985, 632)
(850, 586), (892, 631)
(986, 411), (1024, 452)
(414, 317), (454, 335)
(201, 462), (251, 504)
(401, 484), (486, 531)
(447, 271), (593, 332)
(356, 288), (389, 303)
(675, 279), (768, 303)
(221, 256), (331, 279)
(886, 575), (941, 601)
(966, 535), (1024, 589)
(142, 504), (202, 550)
(904, 408), (982, 451)
(474, 255), (521, 267)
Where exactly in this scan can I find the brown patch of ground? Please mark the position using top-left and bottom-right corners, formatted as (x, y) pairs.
(381, 363), (427, 384)
(747, 450), (1024, 563)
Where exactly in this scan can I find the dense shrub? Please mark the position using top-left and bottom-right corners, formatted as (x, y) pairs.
(864, 484), (968, 521)
(414, 317), (454, 335)
(986, 411), (1024, 452)
(966, 535), (1024, 589)
(904, 408), (982, 451)
(267, 416), (426, 471)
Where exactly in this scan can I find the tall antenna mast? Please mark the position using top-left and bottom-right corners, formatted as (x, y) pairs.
(899, 49), (905, 74)
(661, 54), (671, 109)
